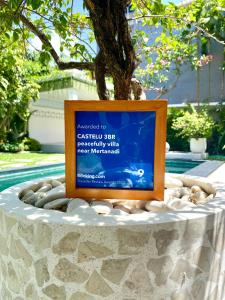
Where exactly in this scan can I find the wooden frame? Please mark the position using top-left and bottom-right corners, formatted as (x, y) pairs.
(65, 100), (167, 201)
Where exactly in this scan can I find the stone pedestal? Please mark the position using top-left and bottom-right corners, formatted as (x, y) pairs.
(0, 175), (225, 299)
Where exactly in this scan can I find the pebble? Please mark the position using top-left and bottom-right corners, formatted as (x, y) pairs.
(35, 191), (66, 208)
(51, 180), (62, 188)
(44, 198), (70, 209)
(91, 201), (113, 214)
(181, 195), (191, 202)
(24, 193), (39, 205)
(67, 199), (90, 213)
(179, 187), (191, 197)
(21, 190), (34, 202)
(37, 183), (52, 193)
(113, 205), (130, 214)
(165, 175), (183, 188)
(37, 192), (47, 200)
(31, 182), (44, 192)
(190, 191), (208, 204)
(145, 201), (171, 212)
(19, 183), (42, 198)
(164, 189), (181, 202)
(19, 176), (215, 214)
(175, 175), (216, 195)
(133, 200), (147, 209)
(46, 184), (65, 196)
(167, 198), (196, 210)
(191, 185), (202, 193)
(57, 176), (65, 183)
(112, 200), (146, 210)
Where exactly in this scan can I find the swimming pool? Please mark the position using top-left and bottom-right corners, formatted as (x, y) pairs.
(0, 160), (202, 192)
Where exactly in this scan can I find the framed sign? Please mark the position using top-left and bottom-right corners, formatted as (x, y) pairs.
(65, 100), (167, 201)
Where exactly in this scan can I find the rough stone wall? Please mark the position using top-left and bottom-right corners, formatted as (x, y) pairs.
(0, 209), (225, 300)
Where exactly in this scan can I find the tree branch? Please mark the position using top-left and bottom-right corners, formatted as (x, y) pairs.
(0, 0), (95, 71)
(129, 14), (225, 46)
(20, 14), (94, 70)
(24, 6), (96, 56)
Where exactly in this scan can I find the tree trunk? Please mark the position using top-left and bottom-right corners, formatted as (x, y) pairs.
(85, 0), (137, 100)
(95, 51), (110, 100)
(114, 75), (132, 100)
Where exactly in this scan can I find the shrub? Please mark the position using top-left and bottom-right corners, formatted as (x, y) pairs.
(21, 137), (41, 151)
(172, 105), (214, 139)
(0, 142), (22, 153)
(167, 103), (225, 155)
(167, 108), (189, 151)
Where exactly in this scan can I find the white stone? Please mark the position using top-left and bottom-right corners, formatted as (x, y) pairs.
(164, 189), (181, 202)
(46, 184), (65, 195)
(167, 198), (196, 210)
(37, 184), (52, 193)
(51, 180), (62, 188)
(191, 185), (202, 193)
(173, 175), (216, 195)
(110, 200), (146, 209)
(24, 193), (38, 205)
(191, 191), (208, 204)
(179, 187), (191, 197)
(21, 190), (34, 202)
(113, 205), (130, 214)
(181, 195), (191, 202)
(44, 198), (70, 210)
(165, 175), (183, 188)
(35, 191), (65, 208)
(19, 183), (42, 198)
(132, 200), (147, 209)
(145, 201), (171, 212)
(36, 192), (47, 201)
(35, 184), (66, 208)
(67, 199), (90, 213)
(57, 176), (65, 183)
(91, 201), (113, 214)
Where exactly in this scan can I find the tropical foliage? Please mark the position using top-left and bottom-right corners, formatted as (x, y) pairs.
(0, 36), (40, 142)
(0, 0), (223, 99)
(131, 0), (225, 95)
(172, 105), (214, 139)
(0, 0), (224, 153)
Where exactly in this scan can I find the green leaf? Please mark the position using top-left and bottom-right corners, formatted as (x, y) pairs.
(30, 0), (42, 10)
(12, 30), (19, 42)
(39, 51), (51, 64)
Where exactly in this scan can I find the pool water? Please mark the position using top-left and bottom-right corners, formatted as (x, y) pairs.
(0, 160), (202, 192)
(166, 159), (202, 174)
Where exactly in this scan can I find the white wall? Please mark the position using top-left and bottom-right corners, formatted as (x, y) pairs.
(29, 107), (64, 144)
(28, 79), (100, 146)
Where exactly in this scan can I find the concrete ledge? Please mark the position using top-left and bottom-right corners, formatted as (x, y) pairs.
(0, 174), (225, 299)
(185, 160), (224, 177)
(166, 151), (208, 160)
(41, 143), (65, 153)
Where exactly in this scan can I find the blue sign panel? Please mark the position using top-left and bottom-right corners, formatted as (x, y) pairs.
(76, 111), (156, 190)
